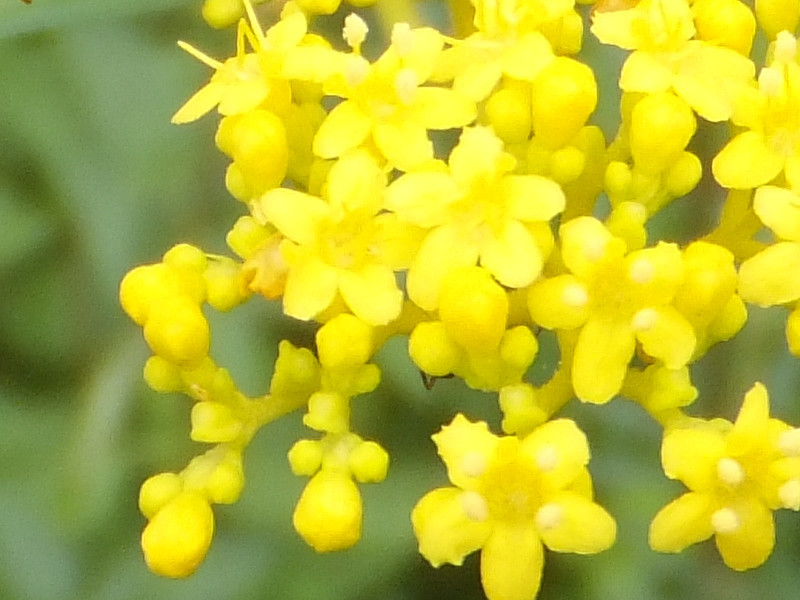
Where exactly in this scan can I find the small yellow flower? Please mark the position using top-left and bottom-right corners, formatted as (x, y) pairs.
(649, 383), (800, 570)
(528, 217), (695, 403)
(254, 149), (418, 325)
(412, 414), (616, 600)
(591, 0), (754, 121)
(313, 21), (476, 171)
(386, 126), (565, 311)
(713, 32), (800, 190)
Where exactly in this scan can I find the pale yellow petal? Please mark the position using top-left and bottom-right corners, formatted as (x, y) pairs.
(712, 131), (784, 189)
(407, 225), (479, 310)
(481, 521), (544, 600)
(633, 306), (696, 369)
(572, 316), (635, 404)
(537, 492), (616, 554)
(172, 82), (224, 124)
(372, 214), (427, 269)
(519, 419), (589, 490)
(411, 487), (491, 567)
(527, 275), (589, 330)
(264, 11), (307, 49)
(432, 413), (500, 490)
(738, 242), (800, 305)
(726, 382), (770, 456)
(504, 175), (566, 222)
(453, 59), (503, 102)
(385, 171), (459, 227)
(590, 9), (641, 50)
(282, 253), (338, 320)
(411, 87), (477, 130)
(672, 43), (754, 122)
(753, 185), (800, 241)
(373, 119), (433, 171)
(479, 220), (543, 288)
(619, 51), (673, 93)
(257, 188), (330, 245)
(715, 498), (775, 570)
(313, 100), (372, 159)
(337, 264), (403, 326)
(649, 492), (714, 552)
(501, 32), (554, 81)
(661, 426), (726, 490)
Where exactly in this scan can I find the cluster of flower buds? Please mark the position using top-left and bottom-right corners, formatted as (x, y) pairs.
(120, 0), (800, 598)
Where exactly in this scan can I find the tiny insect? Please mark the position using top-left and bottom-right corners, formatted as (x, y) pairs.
(19, 0), (32, 4)
(419, 371), (454, 390)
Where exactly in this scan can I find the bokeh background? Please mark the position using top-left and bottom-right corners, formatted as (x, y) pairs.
(3, 1), (800, 599)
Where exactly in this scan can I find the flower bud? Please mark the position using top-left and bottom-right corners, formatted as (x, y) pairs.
(141, 492), (214, 578)
(293, 471), (363, 552)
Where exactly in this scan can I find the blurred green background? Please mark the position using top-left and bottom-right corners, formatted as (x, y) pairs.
(3, 1), (800, 599)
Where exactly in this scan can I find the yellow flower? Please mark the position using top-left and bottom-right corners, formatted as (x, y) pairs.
(313, 20), (476, 171)
(254, 149), (419, 325)
(591, 0), (754, 121)
(412, 414), (616, 600)
(528, 217), (695, 403)
(386, 126), (565, 311)
(649, 383), (800, 570)
(434, 6), (558, 101)
(713, 32), (800, 190)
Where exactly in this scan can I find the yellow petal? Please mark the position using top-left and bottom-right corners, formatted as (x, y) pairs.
(313, 100), (371, 159)
(479, 220), (543, 288)
(172, 82), (224, 124)
(712, 131), (784, 189)
(412, 87), (476, 129)
(590, 9), (640, 49)
(373, 119), (434, 171)
(632, 306), (696, 369)
(257, 188), (330, 245)
(411, 487), (491, 567)
(536, 492), (616, 554)
(399, 26), (445, 83)
(453, 59), (503, 102)
(504, 175), (566, 222)
(661, 426), (726, 489)
(501, 31), (554, 81)
(619, 51), (673, 93)
(649, 491), (714, 552)
(715, 498), (775, 570)
(282, 253), (338, 320)
(672, 43), (754, 122)
(264, 11), (306, 49)
(432, 413), (499, 490)
(560, 216), (626, 279)
(337, 264), (403, 326)
(385, 171), (459, 227)
(726, 382), (770, 456)
(753, 185), (800, 241)
(217, 77), (269, 116)
(326, 149), (385, 214)
(407, 225), (479, 310)
(480, 521), (544, 600)
(738, 242), (800, 305)
(572, 317), (635, 404)
(519, 419), (589, 490)
(527, 274), (589, 330)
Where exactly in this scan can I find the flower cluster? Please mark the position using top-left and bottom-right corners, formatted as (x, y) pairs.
(119, 0), (800, 598)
